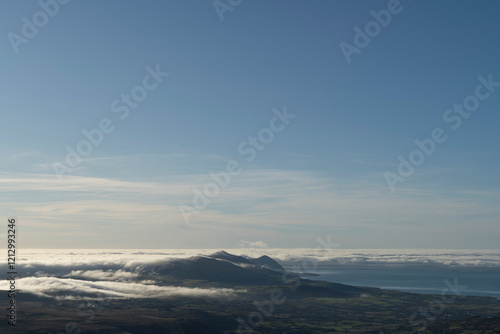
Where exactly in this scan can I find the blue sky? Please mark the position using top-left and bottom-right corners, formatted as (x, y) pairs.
(0, 0), (499, 248)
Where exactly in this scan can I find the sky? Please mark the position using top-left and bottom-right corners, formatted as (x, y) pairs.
(0, 0), (499, 249)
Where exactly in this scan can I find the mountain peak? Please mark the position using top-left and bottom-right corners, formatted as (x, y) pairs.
(207, 251), (285, 273)
(208, 251), (253, 265)
(210, 250), (230, 257)
(251, 255), (285, 272)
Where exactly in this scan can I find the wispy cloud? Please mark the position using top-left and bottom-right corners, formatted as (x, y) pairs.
(239, 240), (268, 248)
(1, 166), (499, 248)
(10, 151), (40, 160)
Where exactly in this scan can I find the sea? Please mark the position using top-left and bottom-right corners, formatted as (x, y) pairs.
(308, 267), (500, 298)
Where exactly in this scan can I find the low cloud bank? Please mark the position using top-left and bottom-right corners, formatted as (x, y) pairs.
(3, 249), (499, 278)
(1, 249), (498, 302)
(1, 276), (242, 301)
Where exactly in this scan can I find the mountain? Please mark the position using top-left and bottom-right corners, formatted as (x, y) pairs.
(249, 255), (285, 272)
(207, 250), (255, 265)
(135, 251), (366, 298)
(207, 251), (286, 272)
(7, 251), (500, 333)
(208, 251), (285, 272)
(138, 252), (287, 286)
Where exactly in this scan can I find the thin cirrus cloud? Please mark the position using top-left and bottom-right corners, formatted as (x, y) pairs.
(239, 240), (269, 248)
(1, 162), (499, 247)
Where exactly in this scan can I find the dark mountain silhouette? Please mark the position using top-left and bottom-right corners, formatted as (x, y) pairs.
(208, 251), (285, 272)
(249, 255), (285, 272)
(139, 253), (286, 286)
(135, 251), (365, 297)
(207, 250), (254, 265)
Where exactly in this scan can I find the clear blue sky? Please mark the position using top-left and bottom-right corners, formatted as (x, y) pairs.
(0, 0), (499, 248)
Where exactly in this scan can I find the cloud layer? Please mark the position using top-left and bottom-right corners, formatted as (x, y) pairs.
(11, 276), (241, 301)
(1, 166), (499, 249)
(2, 249), (500, 301)
(2, 249), (256, 301)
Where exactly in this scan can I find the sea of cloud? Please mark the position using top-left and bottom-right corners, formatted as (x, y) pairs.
(2, 249), (499, 300)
